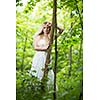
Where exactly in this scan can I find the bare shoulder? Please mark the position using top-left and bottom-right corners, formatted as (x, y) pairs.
(34, 35), (40, 40)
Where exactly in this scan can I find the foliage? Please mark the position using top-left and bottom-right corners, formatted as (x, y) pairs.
(16, 0), (83, 100)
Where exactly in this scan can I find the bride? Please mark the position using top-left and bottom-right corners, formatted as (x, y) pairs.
(30, 21), (63, 84)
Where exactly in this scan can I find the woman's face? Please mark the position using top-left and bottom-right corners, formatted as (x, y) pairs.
(43, 24), (51, 34)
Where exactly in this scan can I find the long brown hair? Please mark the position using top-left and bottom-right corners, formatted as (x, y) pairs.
(38, 21), (52, 35)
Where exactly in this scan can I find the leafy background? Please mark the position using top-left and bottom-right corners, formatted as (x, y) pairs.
(16, 0), (83, 100)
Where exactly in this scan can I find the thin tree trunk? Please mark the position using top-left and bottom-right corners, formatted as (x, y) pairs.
(74, 0), (83, 64)
(68, 45), (72, 77)
(68, 12), (73, 77)
(21, 32), (27, 72)
(53, 0), (57, 99)
(74, 0), (83, 30)
(78, 79), (83, 100)
(78, 38), (83, 65)
(75, 1), (83, 99)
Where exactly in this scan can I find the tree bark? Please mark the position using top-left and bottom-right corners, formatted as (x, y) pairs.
(53, 0), (57, 99)
(68, 12), (73, 77)
(21, 32), (27, 72)
(75, 0), (83, 64)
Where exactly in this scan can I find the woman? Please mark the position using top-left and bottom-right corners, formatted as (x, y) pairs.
(31, 21), (63, 81)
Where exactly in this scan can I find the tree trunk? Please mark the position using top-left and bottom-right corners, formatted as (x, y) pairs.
(68, 12), (73, 77)
(68, 45), (72, 77)
(75, 0), (83, 64)
(53, 0), (57, 99)
(21, 32), (27, 72)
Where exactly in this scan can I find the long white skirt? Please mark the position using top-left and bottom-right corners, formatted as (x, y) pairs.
(31, 51), (54, 83)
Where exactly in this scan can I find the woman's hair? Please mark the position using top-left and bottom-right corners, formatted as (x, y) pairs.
(38, 21), (52, 35)
(34, 21), (52, 38)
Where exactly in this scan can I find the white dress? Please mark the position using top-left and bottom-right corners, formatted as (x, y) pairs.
(31, 38), (54, 83)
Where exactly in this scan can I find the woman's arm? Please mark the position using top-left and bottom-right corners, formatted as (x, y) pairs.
(34, 45), (49, 51)
(50, 27), (64, 40)
(57, 27), (64, 36)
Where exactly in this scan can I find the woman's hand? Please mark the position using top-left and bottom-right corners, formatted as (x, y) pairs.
(43, 44), (50, 50)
